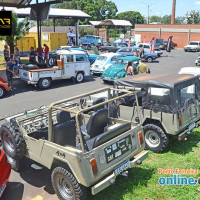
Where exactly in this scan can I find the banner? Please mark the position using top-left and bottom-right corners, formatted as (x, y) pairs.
(0, 11), (12, 36)
(128, 37), (131, 48)
(166, 36), (173, 52)
(143, 36), (146, 43)
(150, 37), (155, 53)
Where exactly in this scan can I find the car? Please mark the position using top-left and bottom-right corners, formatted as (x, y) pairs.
(195, 53), (200, 66)
(0, 148), (11, 198)
(116, 47), (157, 63)
(137, 43), (163, 57)
(115, 74), (200, 153)
(99, 43), (128, 53)
(101, 56), (141, 83)
(163, 41), (177, 49)
(80, 35), (104, 46)
(178, 67), (200, 76)
(0, 77), (11, 98)
(0, 87), (148, 199)
(184, 41), (200, 52)
(90, 53), (121, 75)
(19, 50), (90, 89)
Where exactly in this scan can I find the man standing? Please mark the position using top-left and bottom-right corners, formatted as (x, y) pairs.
(29, 47), (37, 64)
(137, 59), (148, 74)
(3, 45), (9, 62)
(44, 44), (49, 64)
(6, 59), (16, 88)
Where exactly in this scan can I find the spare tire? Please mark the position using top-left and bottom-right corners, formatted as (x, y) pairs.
(0, 124), (26, 159)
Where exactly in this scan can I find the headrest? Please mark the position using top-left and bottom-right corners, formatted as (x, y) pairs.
(57, 111), (71, 124)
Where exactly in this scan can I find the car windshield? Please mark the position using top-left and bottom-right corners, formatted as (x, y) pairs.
(96, 56), (107, 61)
(180, 84), (196, 107)
(189, 42), (198, 45)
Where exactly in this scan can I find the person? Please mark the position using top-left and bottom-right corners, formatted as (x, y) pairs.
(43, 44), (49, 64)
(29, 47), (37, 64)
(14, 47), (20, 64)
(36, 46), (43, 62)
(6, 59), (16, 88)
(133, 49), (138, 57)
(137, 59), (148, 74)
(139, 47), (144, 58)
(125, 61), (134, 76)
(3, 45), (9, 62)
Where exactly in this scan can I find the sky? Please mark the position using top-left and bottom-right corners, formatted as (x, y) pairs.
(112, 0), (200, 17)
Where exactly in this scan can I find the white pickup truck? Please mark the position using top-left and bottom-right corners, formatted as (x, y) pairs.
(19, 50), (90, 89)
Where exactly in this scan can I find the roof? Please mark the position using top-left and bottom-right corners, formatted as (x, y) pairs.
(118, 56), (141, 61)
(0, 7), (91, 19)
(99, 53), (121, 57)
(99, 19), (132, 27)
(89, 21), (101, 26)
(115, 74), (197, 89)
(178, 67), (200, 76)
(29, 26), (76, 33)
(56, 50), (86, 55)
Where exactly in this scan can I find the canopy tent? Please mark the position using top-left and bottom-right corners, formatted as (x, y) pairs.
(98, 19), (132, 27)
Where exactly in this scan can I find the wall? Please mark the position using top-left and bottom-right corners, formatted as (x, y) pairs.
(134, 24), (200, 48)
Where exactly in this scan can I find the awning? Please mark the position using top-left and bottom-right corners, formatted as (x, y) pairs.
(99, 19), (132, 27)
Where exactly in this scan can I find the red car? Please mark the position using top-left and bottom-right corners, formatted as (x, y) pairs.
(0, 77), (11, 98)
(0, 148), (11, 198)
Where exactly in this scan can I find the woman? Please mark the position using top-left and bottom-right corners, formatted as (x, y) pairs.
(3, 45), (9, 62)
(14, 47), (20, 64)
(125, 61), (134, 76)
(133, 49), (138, 57)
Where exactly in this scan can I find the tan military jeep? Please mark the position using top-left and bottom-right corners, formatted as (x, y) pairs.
(0, 88), (148, 200)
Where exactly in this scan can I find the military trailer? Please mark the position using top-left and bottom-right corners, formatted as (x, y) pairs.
(0, 88), (148, 200)
(115, 74), (200, 153)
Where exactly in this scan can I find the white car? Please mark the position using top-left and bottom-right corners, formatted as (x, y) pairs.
(137, 43), (163, 57)
(178, 67), (200, 76)
(184, 41), (200, 52)
(90, 53), (121, 75)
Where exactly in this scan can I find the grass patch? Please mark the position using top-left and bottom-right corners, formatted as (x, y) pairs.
(91, 130), (200, 200)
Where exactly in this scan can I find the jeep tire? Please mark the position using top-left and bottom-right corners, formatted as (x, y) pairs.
(37, 78), (52, 89)
(0, 86), (5, 98)
(75, 72), (84, 83)
(143, 124), (169, 153)
(51, 167), (87, 200)
(0, 124), (26, 159)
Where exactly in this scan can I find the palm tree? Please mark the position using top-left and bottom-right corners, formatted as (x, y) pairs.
(0, 13), (30, 57)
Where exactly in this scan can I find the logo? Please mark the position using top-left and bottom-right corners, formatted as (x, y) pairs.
(0, 11), (12, 36)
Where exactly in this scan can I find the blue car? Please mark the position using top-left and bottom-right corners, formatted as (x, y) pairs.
(116, 47), (157, 63)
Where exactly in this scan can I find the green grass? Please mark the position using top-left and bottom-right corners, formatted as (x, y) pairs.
(92, 129), (200, 200)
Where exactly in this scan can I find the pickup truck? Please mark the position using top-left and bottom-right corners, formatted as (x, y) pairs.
(100, 43), (128, 53)
(19, 50), (90, 89)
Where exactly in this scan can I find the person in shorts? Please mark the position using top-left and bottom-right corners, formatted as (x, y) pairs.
(125, 61), (134, 76)
(44, 44), (49, 64)
(4, 45), (9, 62)
(6, 59), (16, 88)
(137, 59), (148, 74)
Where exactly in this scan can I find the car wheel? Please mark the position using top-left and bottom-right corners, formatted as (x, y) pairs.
(75, 72), (84, 83)
(184, 49), (187, 52)
(0, 124), (26, 159)
(37, 78), (52, 89)
(0, 86), (5, 98)
(196, 63), (198, 66)
(51, 167), (87, 200)
(48, 57), (56, 67)
(143, 124), (169, 153)
(147, 57), (153, 63)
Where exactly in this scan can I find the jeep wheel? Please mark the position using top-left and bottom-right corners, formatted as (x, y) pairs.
(143, 124), (169, 153)
(75, 72), (84, 83)
(6, 155), (25, 172)
(0, 124), (26, 159)
(147, 57), (153, 63)
(37, 78), (52, 89)
(51, 167), (87, 200)
(0, 86), (5, 98)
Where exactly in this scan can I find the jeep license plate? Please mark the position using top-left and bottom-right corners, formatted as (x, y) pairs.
(114, 160), (131, 175)
(188, 122), (195, 131)
(0, 182), (6, 197)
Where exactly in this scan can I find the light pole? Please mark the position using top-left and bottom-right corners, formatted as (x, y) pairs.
(141, 2), (154, 24)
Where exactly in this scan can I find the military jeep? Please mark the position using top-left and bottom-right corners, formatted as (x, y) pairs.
(115, 74), (200, 153)
(0, 88), (148, 200)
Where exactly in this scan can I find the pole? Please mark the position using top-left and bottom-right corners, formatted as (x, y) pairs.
(147, 5), (150, 24)
(171, 0), (176, 24)
(53, 17), (56, 32)
(75, 20), (79, 46)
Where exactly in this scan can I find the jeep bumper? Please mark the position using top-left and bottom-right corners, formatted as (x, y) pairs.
(178, 120), (200, 140)
(91, 150), (148, 195)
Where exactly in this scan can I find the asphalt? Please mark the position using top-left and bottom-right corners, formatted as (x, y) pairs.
(0, 49), (199, 200)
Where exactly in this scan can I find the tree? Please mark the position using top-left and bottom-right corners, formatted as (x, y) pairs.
(150, 15), (162, 23)
(117, 11), (144, 27)
(0, 13), (30, 56)
(175, 16), (185, 24)
(186, 11), (200, 24)
(161, 15), (171, 24)
(53, 0), (118, 25)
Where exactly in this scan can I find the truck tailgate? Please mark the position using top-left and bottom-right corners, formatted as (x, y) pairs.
(19, 69), (31, 81)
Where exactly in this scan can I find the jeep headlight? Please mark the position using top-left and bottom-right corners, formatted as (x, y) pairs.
(116, 73), (120, 78)
(102, 72), (106, 76)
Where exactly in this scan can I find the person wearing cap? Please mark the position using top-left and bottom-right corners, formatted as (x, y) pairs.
(6, 59), (17, 88)
(43, 44), (49, 64)
(137, 59), (148, 74)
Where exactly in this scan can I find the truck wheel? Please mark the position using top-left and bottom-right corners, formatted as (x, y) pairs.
(6, 155), (25, 172)
(0, 86), (5, 98)
(75, 72), (84, 83)
(51, 167), (87, 200)
(143, 124), (169, 153)
(0, 124), (26, 159)
(38, 78), (52, 89)
(147, 57), (153, 63)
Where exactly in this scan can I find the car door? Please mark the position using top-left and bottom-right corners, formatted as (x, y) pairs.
(64, 54), (76, 78)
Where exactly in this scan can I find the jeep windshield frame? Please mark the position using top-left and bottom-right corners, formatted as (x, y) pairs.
(48, 87), (139, 152)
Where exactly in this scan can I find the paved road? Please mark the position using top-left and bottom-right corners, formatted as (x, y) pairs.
(1, 49), (198, 200)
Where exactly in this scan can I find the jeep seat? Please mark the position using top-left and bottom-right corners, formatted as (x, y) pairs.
(57, 111), (71, 124)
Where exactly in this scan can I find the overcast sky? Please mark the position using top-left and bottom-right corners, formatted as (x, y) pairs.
(112, 0), (200, 17)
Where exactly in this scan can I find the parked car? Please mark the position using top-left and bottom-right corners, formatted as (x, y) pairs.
(0, 77), (11, 98)
(137, 43), (163, 57)
(178, 67), (200, 76)
(117, 47), (157, 63)
(99, 43), (128, 53)
(115, 74), (200, 153)
(19, 50), (90, 89)
(184, 41), (200, 52)
(163, 41), (177, 49)
(80, 35), (104, 46)
(91, 53), (121, 75)
(0, 148), (11, 198)
(195, 53), (200, 66)
(101, 56), (141, 83)
(0, 88), (148, 198)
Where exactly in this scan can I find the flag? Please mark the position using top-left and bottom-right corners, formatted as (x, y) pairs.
(128, 37), (131, 48)
(150, 37), (155, 53)
(143, 36), (146, 43)
(166, 36), (173, 52)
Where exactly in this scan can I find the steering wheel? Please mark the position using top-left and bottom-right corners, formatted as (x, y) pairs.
(80, 98), (87, 109)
